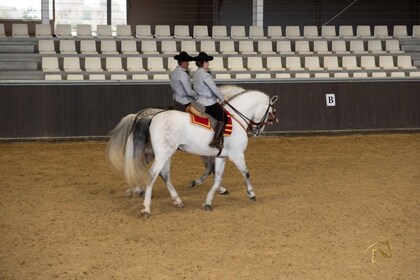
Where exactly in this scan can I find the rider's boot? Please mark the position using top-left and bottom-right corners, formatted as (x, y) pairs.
(209, 121), (225, 149)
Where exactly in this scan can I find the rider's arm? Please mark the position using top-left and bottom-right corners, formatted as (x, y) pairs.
(180, 74), (198, 99)
(203, 73), (224, 102)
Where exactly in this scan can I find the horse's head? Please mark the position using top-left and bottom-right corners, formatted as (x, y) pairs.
(226, 90), (278, 136)
(249, 94), (278, 135)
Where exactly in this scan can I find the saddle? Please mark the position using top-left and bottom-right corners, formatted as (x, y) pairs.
(187, 107), (233, 137)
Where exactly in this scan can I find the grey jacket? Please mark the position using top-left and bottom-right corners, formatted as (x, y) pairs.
(170, 66), (197, 105)
(192, 67), (224, 107)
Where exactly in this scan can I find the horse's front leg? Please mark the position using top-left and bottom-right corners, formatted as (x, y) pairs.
(159, 158), (184, 208)
(203, 157), (227, 211)
(231, 154), (256, 201)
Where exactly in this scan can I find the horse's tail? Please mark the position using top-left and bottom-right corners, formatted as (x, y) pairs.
(124, 117), (151, 187)
(106, 114), (137, 174)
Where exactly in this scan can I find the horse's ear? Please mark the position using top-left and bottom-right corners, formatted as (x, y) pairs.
(270, 95), (278, 105)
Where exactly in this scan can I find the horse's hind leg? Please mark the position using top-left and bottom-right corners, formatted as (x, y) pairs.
(204, 157), (227, 211)
(190, 156), (229, 195)
(126, 151), (155, 197)
(159, 158), (184, 208)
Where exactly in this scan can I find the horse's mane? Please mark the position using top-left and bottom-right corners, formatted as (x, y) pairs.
(218, 85), (247, 101)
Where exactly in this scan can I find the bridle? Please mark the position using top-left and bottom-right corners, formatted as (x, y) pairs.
(225, 95), (278, 136)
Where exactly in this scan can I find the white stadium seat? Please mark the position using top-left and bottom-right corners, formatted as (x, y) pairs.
(275, 73), (291, 79)
(116, 25), (133, 38)
(193, 25), (210, 39)
(257, 41), (275, 54)
(174, 25), (191, 39)
(367, 40), (386, 54)
(331, 40), (350, 54)
(38, 40), (56, 54)
(249, 26), (266, 39)
(238, 40), (256, 54)
(63, 57), (81, 72)
(56, 24), (72, 37)
(323, 56), (343, 71)
(313, 40), (331, 54)
(42, 57), (60, 72)
(77, 25), (92, 37)
(106, 57), (125, 72)
(230, 26), (248, 39)
(80, 40), (98, 54)
(304, 56), (323, 71)
(121, 40), (139, 54)
(161, 41), (178, 54)
(321, 26), (337, 38)
(286, 57), (304, 71)
(181, 41), (198, 56)
(200, 41), (218, 55)
(285, 26), (302, 38)
(155, 25), (171, 38)
(0, 24), (5, 37)
(349, 40), (368, 54)
(85, 57), (103, 72)
(266, 57), (285, 71)
(212, 26), (229, 39)
(12, 24), (29, 37)
(339, 25), (355, 38)
(35, 24), (52, 37)
(101, 40), (118, 54)
(360, 56), (380, 70)
(374, 25), (391, 38)
(127, 57), (145, 72)
(111, 74), (127, 80)
(385, 40), (404, 54)
(247, 57), (265, 71)
(59, 40), (77, 54)
(295, 41), (313, 54)
(276, 41), (294, 54)
(45, 74), (62, 80)
(220, 41), (237, 54)
(67, 74), (84, 80)
(267, 26), (283, 39)
(397, 55), (416, 70)
(235, 73), (251, 79)
(393, 25), (410, 38)
(228, 57), (246, 71)
(136, 25), (153, 38)
(356, 25), (373, 38)
(379, 56), (398, 70)
(413, 25), (420, 38)
(96, 25), (113, 37)
(215, 73), (231, 80)
(153, 74), (170, 80)
(89, 74), (106, 80)
(210, 57), (226, 71)
(303, 26), (320, 38)
(342, 56), (361, 70)
(141, 41), (159, 54)
(147, 57), (166, 72)
(132, 74), (149, 80)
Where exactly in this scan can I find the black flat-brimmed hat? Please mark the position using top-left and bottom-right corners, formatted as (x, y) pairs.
(194, 52), (214, 61)
(174, 51), (194, 61)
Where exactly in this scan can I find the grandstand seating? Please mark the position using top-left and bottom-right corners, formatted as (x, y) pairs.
(0, 23), (418, 81)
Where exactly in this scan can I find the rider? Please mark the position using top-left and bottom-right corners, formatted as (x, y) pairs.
(170, 51), (204, 114)
(193, 52), (228, 149)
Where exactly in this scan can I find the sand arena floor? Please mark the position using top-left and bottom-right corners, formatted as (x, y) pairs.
(0, 134), (419, 279)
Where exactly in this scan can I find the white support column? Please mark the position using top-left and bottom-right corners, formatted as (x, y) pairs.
(252, 0), (264, 26)
(41, 0), (49, 24)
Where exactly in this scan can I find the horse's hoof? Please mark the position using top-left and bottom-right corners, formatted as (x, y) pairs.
(188, 180), (196, 188)
(126, 189), (133, 197)
(203, 204), (213, 211)
(220, 190), (229, 196)
(140, 210), (150, 219)
(250, 196), (257, 202)
(174, 202), (185, 208)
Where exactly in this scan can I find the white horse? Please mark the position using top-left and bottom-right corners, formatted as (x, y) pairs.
(107, 86), (278, 217)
